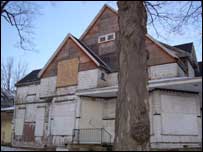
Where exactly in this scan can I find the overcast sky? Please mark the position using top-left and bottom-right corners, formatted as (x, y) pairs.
(1, 1), (202, 74)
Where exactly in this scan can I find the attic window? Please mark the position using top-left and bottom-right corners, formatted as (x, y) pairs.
(98, 33), (115, 43)
(99, 36), (106, 43)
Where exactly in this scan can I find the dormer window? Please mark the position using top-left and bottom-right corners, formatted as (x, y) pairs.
(98, 33), (115, 43)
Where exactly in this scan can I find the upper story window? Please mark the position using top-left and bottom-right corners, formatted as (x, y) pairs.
(98, 33), (115, 43)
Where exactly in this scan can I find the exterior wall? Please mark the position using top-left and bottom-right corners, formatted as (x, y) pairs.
(78, 69), (99, 90)
(16, 84), (40, 104)
(1, 112), (13, 145)
(82, 7), (119, 71)
(150, 90), (202, 149)
(187, 61), (195, 77)
(42, 38), (97, 78)
(106, 72), (118, 86)
(177, 64), (186, 77)
(78, 90), (201, 148)
(79, 97), (116, 143)
(13, 103), (48, 148)
(40, 77), (56, 98)
(79, 97), (104, 129)
(148, 63), (184, 80)
(145, 37), (176, 66)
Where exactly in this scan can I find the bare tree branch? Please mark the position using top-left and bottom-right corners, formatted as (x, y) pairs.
(144, 1), (202, 37)
(1, 1), (41, 51)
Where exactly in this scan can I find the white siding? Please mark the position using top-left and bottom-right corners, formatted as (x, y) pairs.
(51, 102), (75, 135)
(39, 77), (56, 97)
(103, 99), (116, 119)
(78, 69), (99, 90)
(16, 84), (40, 103)
(25, 104), (37, 122)
(148, 63), (179, 80)
(15, 107), (25, 136)
(35, 106), (45, 136)
(107, 73), (118, 86)
(151, 90), (201, 149)
(79, 97), (103, 128)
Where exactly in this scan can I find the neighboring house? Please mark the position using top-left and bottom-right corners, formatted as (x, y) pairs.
(1, 89), (14, 145)
(13, 4), (202, 150)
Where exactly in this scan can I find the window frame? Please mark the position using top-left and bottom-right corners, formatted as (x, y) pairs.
(98, 32), (115, 43)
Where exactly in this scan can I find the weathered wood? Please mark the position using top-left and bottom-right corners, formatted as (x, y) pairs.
(82, 7), (119, 72)
(146, 37), (176, 66)
(42, 38), (97, 78)
(56, 58), (79, 87)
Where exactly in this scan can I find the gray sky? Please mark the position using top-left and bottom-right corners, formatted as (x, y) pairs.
(1, 1), (202, 74)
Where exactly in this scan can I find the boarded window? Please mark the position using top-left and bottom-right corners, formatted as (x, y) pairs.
(161, 94), (198, 135)
(51, 102), (75, 135)
(56, 58), (79, 87)
(15, 108), (25, 136)
(34, 107), (45, 136)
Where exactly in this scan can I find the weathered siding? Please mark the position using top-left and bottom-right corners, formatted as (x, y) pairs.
(150, 90), (201, 149)
(79, 97), (103, 128)
(42, 38), (97, 78)
(82, 7), (119, 71)
(39, 77), (56, 98)
(148, 63), (181, 80)
(78, 69), (99, 90)
(146, 37), (176, 66)
(16, 84), (40, 104)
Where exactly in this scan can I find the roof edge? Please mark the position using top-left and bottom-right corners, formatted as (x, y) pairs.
(38, 33), (102, 78)
(79, 4), (117, 40)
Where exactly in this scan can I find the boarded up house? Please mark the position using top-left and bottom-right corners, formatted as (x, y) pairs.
(13, 4), (202, 150)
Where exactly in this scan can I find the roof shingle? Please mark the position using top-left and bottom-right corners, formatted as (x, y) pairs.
(16, 69), (41, 86)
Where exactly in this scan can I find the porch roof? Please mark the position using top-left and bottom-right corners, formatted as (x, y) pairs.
(76, 77), (202, 98)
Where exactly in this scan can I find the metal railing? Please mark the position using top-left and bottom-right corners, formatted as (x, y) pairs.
(72, 128), (112, 145)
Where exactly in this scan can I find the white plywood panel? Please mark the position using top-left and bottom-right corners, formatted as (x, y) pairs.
(149, 63), (178, 80)
(52, 102), (75, 117)
(52, 117), (74, 135)
(26, 95), (36, 102)
(25, 104), (36, 122)
(103, 100), (116, 119)
(161, 113), (198, 135)
(15, 109), (25, 136)
(161, 94), (197, 114)
(78, 69), (99, 89)
(35, 107), (45, 136)
(39, 76), (56, 97)
(51, 102), (75, 136)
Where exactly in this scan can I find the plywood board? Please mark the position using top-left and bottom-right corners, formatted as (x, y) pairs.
(15, 109), (25, 136)
(51, 102), (75, 135)
(56, 58), (79, 87)
(34, 107), (45, 136)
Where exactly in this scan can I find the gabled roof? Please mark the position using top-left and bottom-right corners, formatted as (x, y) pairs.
(159, 41), (190, 58)
(79, 4), (117, 40)
(174, 42), (193, 53)
(16, 69), (41, 86)
(146, 34), (178, 59)
(38, 33), (111, 78)
(73, 36), (112, 72)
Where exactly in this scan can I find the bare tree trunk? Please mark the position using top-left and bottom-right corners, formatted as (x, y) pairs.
(114, 1), (150, 151)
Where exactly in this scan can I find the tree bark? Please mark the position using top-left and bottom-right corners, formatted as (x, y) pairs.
(114, 1), (150, 151)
